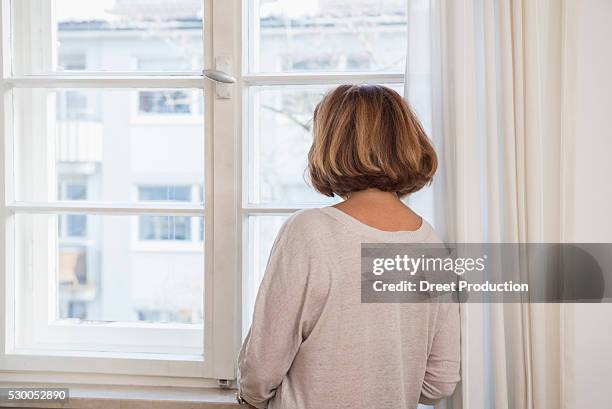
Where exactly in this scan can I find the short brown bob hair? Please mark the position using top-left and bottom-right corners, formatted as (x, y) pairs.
(308, 84), (437, 198)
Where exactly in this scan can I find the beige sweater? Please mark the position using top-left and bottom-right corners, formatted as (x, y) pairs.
(238, 207), (460, 409)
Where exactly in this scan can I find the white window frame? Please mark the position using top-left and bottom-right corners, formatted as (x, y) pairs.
(0, 0), (240, 385)
(0, 0), (408, 386)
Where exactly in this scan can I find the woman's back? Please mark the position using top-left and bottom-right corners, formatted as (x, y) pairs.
(238, 207), (460, 409)
(238, 84), (459, 409)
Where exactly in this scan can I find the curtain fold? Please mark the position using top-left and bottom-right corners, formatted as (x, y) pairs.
(405, 0), (576, 408)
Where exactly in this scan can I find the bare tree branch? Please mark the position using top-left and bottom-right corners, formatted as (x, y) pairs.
(261, 104), (312, 132)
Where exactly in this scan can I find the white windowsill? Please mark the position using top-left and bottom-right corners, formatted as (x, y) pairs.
(0, 382), (238, 408)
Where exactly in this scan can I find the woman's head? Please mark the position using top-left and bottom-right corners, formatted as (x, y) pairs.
(308, 84), (437, 198)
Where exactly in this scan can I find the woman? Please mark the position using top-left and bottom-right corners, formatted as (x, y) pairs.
(237, 85), (460, 409)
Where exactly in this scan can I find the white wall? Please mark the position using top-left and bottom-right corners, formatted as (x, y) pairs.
(570, 0), (612, 406)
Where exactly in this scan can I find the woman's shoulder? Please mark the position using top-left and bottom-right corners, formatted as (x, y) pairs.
(282, 208), (333, 233)
(274, 207), (340, 244)
(268, 208), (338, 260)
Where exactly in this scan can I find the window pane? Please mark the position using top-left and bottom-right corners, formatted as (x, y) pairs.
(16, 213), (204, 324)
(247, 84), (403, 205)
(250, 0), (407, 73)
(12, 0), (204, 74)
(13, 88), (204, 204)
(247, 85), (334, 205)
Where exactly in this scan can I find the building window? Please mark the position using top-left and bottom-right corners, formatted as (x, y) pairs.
(57, 53), (86, 71)
(58, 246), (92, 320)
(58, 181), (88, 238)
(58, 91), (88, 120)
(56, 90), (100, 122)
(65, 215), (87, 237)
(139, 215), (192, 241)
(66, 183), (87, 199)
(57, 179), (95, 321)
(138, 91), (193, 115)
(138, 185), (191, 202)
(137, 185), (195, 242)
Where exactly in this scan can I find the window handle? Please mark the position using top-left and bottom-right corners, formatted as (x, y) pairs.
(203, 69), (236, 84)
(204, 56), (235, 99)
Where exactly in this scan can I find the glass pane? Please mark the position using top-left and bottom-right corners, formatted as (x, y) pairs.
(12, 0), (204, 74)
(13, 88), (204, 204)
(247, 84), (403, 205)
(251, 0), (407, 73)
(16, 213), (204, 324)
(248, 85), (331, 205)
(244, 215), (288, 328)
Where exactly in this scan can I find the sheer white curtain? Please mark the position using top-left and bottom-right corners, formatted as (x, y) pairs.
(405, 0), (576, 408)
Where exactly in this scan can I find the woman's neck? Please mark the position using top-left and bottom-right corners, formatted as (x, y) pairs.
(333, 189), (423, 232)
(343, 188), (401, 205)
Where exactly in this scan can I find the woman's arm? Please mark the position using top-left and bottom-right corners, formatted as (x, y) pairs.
(237, 219), (321, 408)
(419, 303), (461, 405)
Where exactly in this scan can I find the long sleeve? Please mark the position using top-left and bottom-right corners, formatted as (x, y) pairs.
(237, 218), (325, 409)
(419, 303), (461, 405)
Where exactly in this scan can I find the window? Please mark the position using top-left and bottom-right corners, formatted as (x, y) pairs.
(57, 91), (91, 120)
(3, 0), (210, 380)
(58, 180), (88, 238)
(57, 52), (85, 71)
(137, 185), (202, 243)
(138, 186), (192, 202)
(133, 89), (203, 123)
(0, 0), (428, 385)
(242, 0), (416, 332)
(138, 91), (194, 115)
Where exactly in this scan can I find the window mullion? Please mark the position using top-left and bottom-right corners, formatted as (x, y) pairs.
(209, 0), (241, 380)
